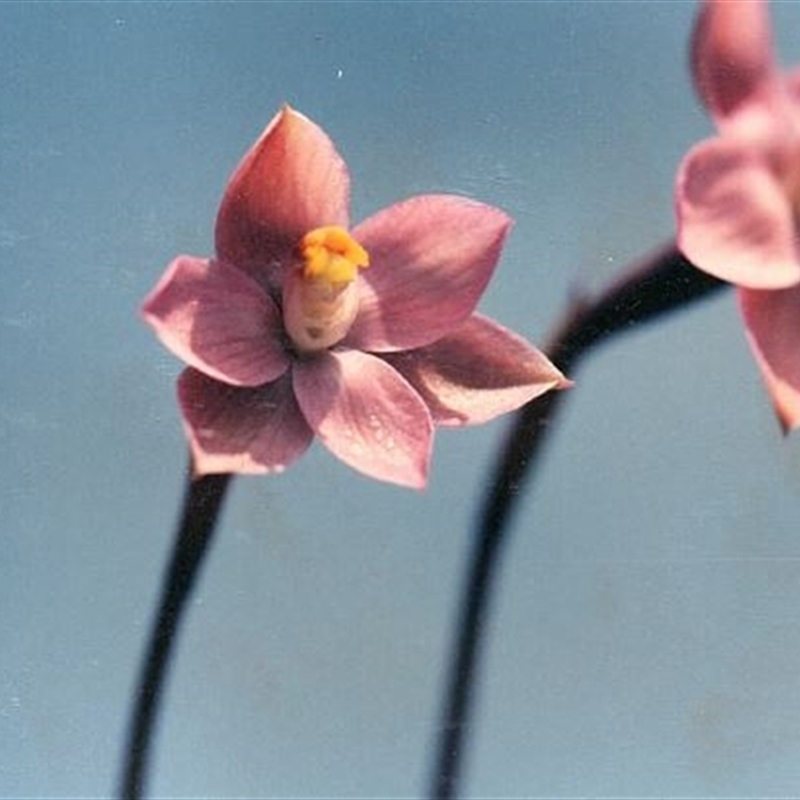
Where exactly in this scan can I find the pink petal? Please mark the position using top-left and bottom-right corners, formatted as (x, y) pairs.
(384, 314), (571, 426)
(691, 0), (775, 122)
(739, 285), (800, 432)
(293, 349), (433, 489)
(178, 369), (314, 476)
(676, 136), (800, 289)
(344, 195), (512, 351)
(214, 106), (350, 287)
(142, 255), (291, 387)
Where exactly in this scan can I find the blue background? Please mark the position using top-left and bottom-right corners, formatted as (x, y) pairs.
(3, 2), (800, 797)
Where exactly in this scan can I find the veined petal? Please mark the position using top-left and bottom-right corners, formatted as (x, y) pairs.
(178, 369), (314, 476)
(691, 0), (775, 122)
(676, 136), (800, 289)
(215, 106), (350, 286)
(739, 285), (800, 432)
(345, 195), (512, 351)
(293, 350), (433, 489)
(384, 314), (570, 426)
(142, 256), (291, 386)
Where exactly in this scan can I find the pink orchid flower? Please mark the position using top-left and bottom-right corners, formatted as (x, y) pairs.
(142, 106), (568, 488)
(675, 0), (800, 431)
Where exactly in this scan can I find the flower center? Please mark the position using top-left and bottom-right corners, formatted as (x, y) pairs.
(299, 225), (370, 283)
(283, 226), (370, 353)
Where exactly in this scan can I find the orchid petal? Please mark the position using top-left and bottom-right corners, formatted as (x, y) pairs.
(739, 286), (800, 432)
(178, 369), (314, 476)
(215, 106), (350, 287)
(691, 0), (775, 122)
(384, 314), (571, 426)
(676, 136), (800, 289)
(293, 350), (433, 489)
(345, 195), (512, 351)
(142, 255), (290, 387)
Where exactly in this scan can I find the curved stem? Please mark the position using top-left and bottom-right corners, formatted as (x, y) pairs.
(429, 244), (726, 799)
(118, 470), (232, 800)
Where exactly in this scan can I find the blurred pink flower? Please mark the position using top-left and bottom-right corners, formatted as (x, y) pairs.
(675, 0), (800, 430)
(143, 106), (568, 488)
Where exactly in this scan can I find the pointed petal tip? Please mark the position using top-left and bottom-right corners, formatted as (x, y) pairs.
(384, 315), (570, 427)
(343, 437), (431, 490)
(778, 421), (794, 437)
(408, 476), (429, 492)
(775, 402), (800, 436)
(692, 0), (775, 120)
(739, 286), (800, 438)
(544, 357), (573, 391)
(376, 460), (429, 491)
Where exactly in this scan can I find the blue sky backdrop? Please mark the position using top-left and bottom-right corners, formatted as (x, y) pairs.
(3, 2), (800, 797)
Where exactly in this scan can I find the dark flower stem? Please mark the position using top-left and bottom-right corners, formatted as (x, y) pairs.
(118, 469), (232, 800)
(429, 244), (727, 800)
